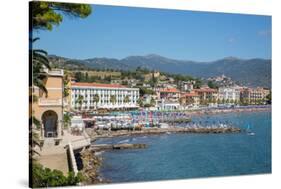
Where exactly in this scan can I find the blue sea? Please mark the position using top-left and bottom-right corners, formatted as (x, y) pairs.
(95, 111), (271, 183)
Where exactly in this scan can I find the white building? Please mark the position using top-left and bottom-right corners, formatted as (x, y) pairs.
(218, 87), (241, 102)
(157, 99), (181, 111)
(71, 82), (140, 110)
(71, 116), (84, 130)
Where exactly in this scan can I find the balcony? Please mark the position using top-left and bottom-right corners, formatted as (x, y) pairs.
(43, 68), (64, 76)
(38, 98), (62, 106)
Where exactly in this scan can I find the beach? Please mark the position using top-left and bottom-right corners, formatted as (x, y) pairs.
(78, 106), (271, 185)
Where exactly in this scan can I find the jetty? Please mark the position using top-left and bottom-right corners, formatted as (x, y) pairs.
(92, 143), (147, 152)
(87, 126), (241, 139)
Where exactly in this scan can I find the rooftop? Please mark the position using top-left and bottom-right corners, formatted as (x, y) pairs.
(183, 92), (199, 97)
(160, 88), (180, 93)
(193, 88), (218, 93)
(71, 82), (127, 88)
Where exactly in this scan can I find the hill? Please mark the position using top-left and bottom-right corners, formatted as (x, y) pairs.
(48, 54), (271, 87)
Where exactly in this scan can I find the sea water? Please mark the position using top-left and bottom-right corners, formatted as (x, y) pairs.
(96, 111), (271, 183)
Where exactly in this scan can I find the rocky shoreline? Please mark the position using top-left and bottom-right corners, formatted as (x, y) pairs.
(79, 148), (109, 185)
(86, 126), (241, 140)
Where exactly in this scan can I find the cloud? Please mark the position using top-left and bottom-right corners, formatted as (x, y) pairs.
(258, 29), (271, 37)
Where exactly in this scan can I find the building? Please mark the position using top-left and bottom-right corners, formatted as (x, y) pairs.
(240, 87), (270, 104)
(70, 82), (140, 110)
(158, 88), (181, 102)
(218, 86), (241, 103)
(157, 99), (181, 111)
(193, 87), (218, 104)
(180, 92), (200, 107)
(178, 81), (195, 92)
(32, 69), (64, 139)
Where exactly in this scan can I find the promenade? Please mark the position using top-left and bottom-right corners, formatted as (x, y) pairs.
(36, 131), (91, 175)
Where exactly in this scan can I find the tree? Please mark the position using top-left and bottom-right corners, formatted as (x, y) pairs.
(92, 94), (100, 110)
(63, 72), (71, 97)
(266, 91), (272, 104)
(63, 112), (72, 129)
(76, 95), (84, 110)
(124, 95), (130, 104)
(32, 163), (83, 187)
(110, 95), (117, 105)
(31, 38), (51, 97)
(30, 1), (92, 31)
(137, 98), (144, 107)
(207, 81), (218, 89)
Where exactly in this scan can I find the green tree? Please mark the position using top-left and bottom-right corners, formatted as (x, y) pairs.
(207, 81), (218, 89)
(76, 95), (84, 110)
(63, 71), (71, 97)
(30, 1), (92, 31)
(110, 95), (117, 105)
(63, 112), (72, 129)
(92, 94), (100, 110)
(137, 98), (144, 107)
(32, 163), (83, 187)
(124, 95), (130, 104)
(31, 38), (51, 96)
(266, 91), (272, 104)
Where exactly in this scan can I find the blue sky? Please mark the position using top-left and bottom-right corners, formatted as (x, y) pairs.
(34, 4), (272, 62)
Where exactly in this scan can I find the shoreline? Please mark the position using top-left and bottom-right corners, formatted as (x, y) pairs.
(86, 106), (270, 140)
(182, 105), (271, 116)
(81, 106), (271, 185)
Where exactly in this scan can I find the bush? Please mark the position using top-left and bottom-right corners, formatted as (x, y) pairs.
(31, 163), (84, 187)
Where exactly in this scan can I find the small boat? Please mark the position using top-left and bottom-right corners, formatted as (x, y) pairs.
(246, 124), (255, 136)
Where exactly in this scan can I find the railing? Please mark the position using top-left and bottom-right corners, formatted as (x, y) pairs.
(38, 98), (62, 106)
(43, 68), (64, 76)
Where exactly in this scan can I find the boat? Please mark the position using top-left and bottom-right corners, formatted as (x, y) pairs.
(246, 124), (255, 136)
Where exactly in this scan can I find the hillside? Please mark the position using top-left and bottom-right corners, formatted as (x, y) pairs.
(48, 54), (271, 87)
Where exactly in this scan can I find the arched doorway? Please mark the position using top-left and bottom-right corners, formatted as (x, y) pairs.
(42, 110), (58, 138)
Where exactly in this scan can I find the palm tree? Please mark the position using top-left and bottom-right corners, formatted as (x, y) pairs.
(124, 95), (130, 104)
(110, 95), (117, 105)
(31, 37), (51, 97)
(92, 94), (100, 110)
(137, 98), (144, 107)
(76, 95), (84, 110)
(63, 112), (72, 129)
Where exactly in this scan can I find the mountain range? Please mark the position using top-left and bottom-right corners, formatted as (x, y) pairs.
(49, 54), (271, 88)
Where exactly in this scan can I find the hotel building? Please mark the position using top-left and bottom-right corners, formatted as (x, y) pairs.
(70, 82), (140, 110)
(240, 87), (270, 104)
(218, 87), (241, 103)
(180, 92), (200, 106)
(193, 87), (218, 103)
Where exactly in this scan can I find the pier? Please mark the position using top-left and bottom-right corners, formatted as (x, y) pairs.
(87, 126), (241, 139)
(91, 143), (147, 152)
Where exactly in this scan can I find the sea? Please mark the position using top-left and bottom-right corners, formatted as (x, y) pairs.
(94, 111), (271, 183)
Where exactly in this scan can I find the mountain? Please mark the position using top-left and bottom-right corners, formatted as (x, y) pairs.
(48, 54), (271, 87)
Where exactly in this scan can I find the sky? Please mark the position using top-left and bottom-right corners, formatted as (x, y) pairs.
(33, 4), (272, 62)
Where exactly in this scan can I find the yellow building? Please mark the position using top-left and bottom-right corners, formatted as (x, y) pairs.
(32, 69), (64, 140)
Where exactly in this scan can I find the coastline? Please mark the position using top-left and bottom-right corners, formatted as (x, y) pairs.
(81, 106), (271, 185)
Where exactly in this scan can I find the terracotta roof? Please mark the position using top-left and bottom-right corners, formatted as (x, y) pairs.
(182, 92), (199, 97)
(193, 88), (217, 93)
(160, 88), (180, 93)
(71, 82), (127, 88)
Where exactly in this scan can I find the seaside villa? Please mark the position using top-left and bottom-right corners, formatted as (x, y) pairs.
(32, 69), (64, 140)
(70, 82), (140, 110)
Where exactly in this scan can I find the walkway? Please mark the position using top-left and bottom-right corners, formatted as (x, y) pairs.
(36, 130), (91, 175)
